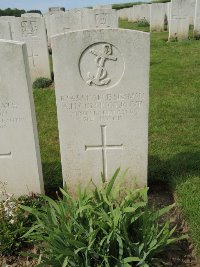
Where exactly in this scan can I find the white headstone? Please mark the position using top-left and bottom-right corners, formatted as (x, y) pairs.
(0, 16), (16, 39)
(49, 7), (65, 13)
(0, 39), (44, 197)
(11, 17), (51, 82)
(150, 3), (167, 32)
(169, 0), (190, 40)
(194, 0), (200, 36)
(50, 12), (71, 36)
(22, 13), (42, 18)
(85, 9), (118, 29)
(0, 16), (16, 21)
(129, 4), (150, 23)
(44, 11), (64, 47)
(170, 0), (195, 23)
(94, 4), (112, 9)
(50, 10), (82, 36)
(52, 29), (150, 190)
(0, 20), (12, 40)
(50, 8), (118, 36)
(119, 8), (130, 20)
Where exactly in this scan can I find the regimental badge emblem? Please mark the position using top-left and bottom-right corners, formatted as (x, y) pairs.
(79, 42), (125, 90)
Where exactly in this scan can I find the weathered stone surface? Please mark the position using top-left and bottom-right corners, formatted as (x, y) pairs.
(129, 4), (150, 23)
(50, 10), (82, 36)
(84, 9), (118, 29)
(118, 8), (131, 20)
(0, 40), (44, 197)
(150, 3), (167, 32)
(0, 20), (12, 40)
(21, 13), (42, 18)
(50, 8), (118, 36)
(11, 17), (51, 82)
(94, 4), (112, 9)
(49, 7), (65, 13)
(0, 16), (16, 39)
(169, 0), (191, 40)
(194, 0), (200, 36)
(169, 17), (190, 40)
(52, 29), (150, 190)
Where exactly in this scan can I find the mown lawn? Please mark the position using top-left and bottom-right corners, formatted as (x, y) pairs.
(34, 21), (200, 253)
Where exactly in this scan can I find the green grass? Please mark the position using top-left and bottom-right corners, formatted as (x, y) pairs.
(119, 19), (150, 32)
(33, 89), (62, 195)
(33, 21), (200, 253)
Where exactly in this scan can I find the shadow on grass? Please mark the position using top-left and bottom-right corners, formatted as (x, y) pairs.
(42, 162), (63, 198)
(148, 151), (200, 188)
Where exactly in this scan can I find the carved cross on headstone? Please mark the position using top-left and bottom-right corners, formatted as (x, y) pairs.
(85, 125), (123, 180)
(28, 50), (38, 67)
(0, 152), (12, 159)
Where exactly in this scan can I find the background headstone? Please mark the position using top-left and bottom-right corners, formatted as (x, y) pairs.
(11, 17), (51, 82)
(150, 3), (167, 32)
(85, 9), (118, 29)
(50, 9), (83, 36)
(22, 13), (42, 18)
(194, 0), (200, 37)
(49, 7), (65, 13)
(0, 39), (44, 197)
(52, 29), (150, 190)
(94, 4), (112, 9)
(0, 20), (12, 40)
(44, 10), (65, 47)
(169, 0), (190, 40)
(0, 16), (16, 39)
(129, 4), (150, 23)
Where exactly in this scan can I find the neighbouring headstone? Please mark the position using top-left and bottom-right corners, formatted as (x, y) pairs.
(0, 16), (16, 21)
(84, 9), (118, 29)
(0, 39), (44, 197)
(49, 7), (65, 13)
(50, 12), (71, 36)
(52, 29), (150, 190)
(129, 4), (150, 23)
(0, 16), (16, 39)
(22, 13), (42, 18)
(118, 8), (130, 20)
(194, 0), (200, 37)
(139, 4), (150, 22)
(150, 3), (167, 32)
(169, 0), (190, 40)
(94, 4), (112, 9)
(44, 13), (60, 47)
(50, 9), (83, 36)
(50, 8), (118, 36)
(0, 20), (12, 40)
(167, 2), (171, 21)
(11, 17), (51, 82)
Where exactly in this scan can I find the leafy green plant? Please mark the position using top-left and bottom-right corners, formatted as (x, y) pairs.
(0, 182), (44, 256)
(33, 77), (52, 89)
(22, 169), (184, 266)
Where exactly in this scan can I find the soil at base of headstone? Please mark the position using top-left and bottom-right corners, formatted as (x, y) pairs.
(0, 182), (199, 266)
(148, 181), (200, 267)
